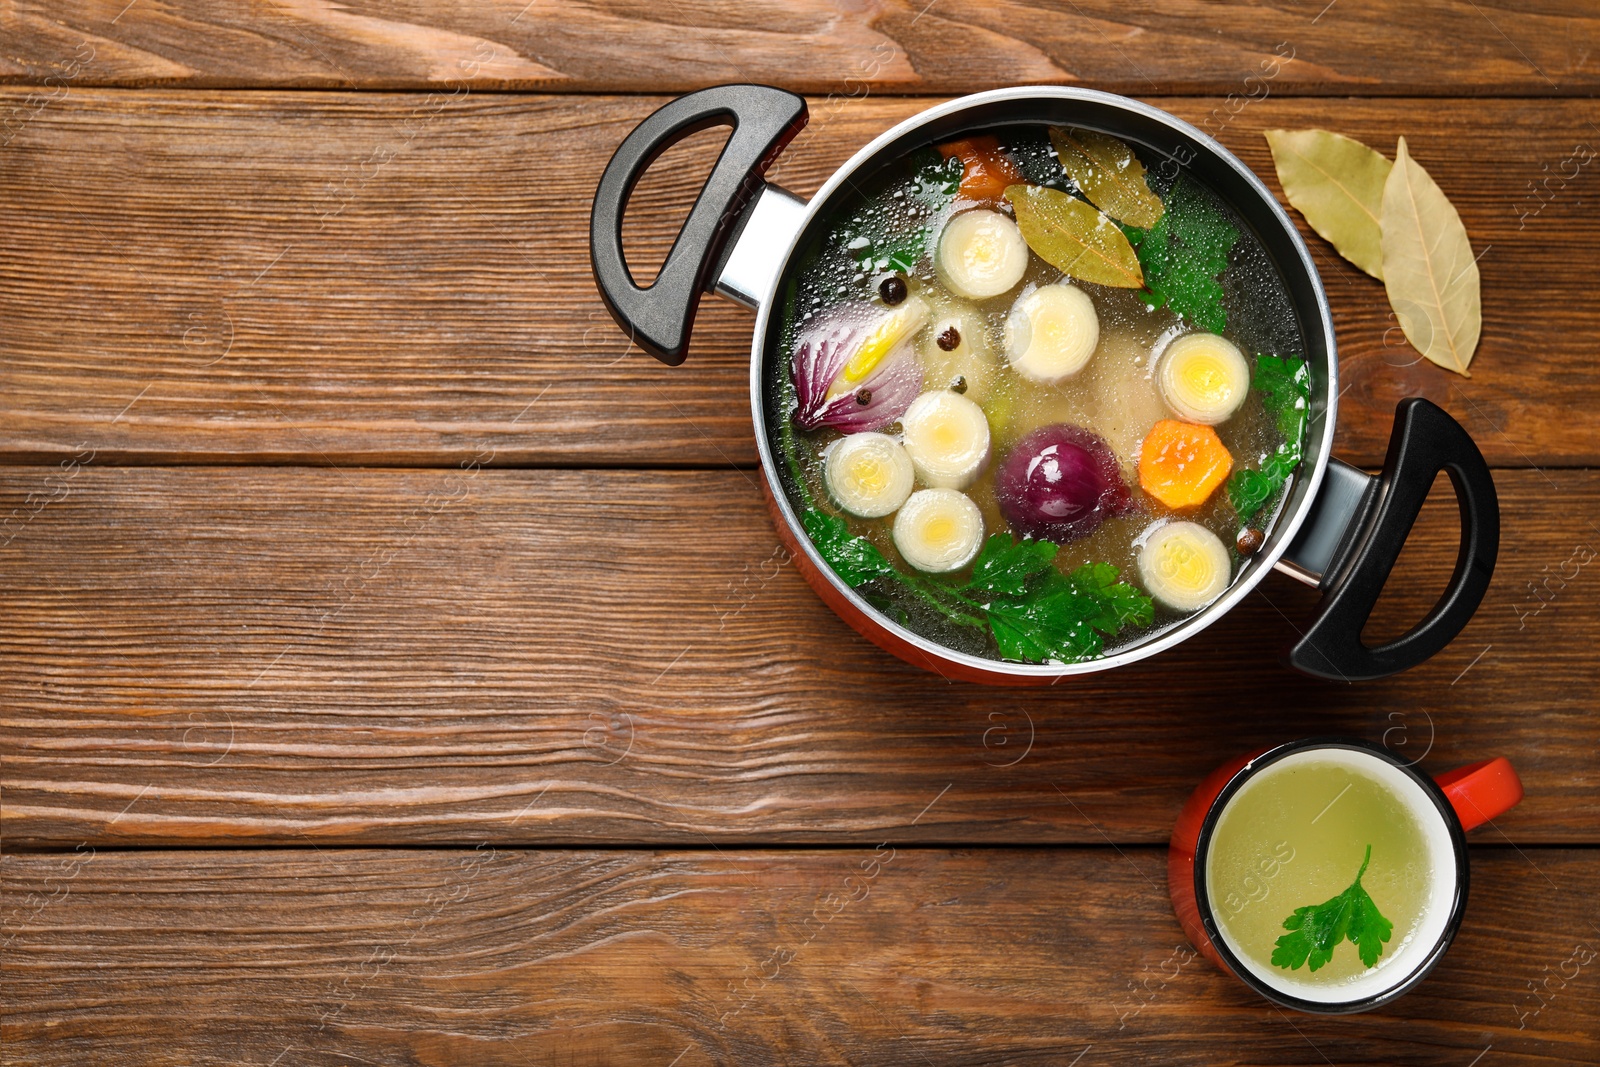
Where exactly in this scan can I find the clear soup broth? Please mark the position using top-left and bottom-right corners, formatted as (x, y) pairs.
(770, 123), (1309, 666)
(1204, 749), (1457, 1004)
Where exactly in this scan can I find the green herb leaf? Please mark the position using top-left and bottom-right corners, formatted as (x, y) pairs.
(966, 534), (1058, 596)
(1227, 355), (1310, 522)
(801, 507), (895, 587)
(971, 549), (1153, 665)
(987, 591), (1106, 663)
(863, 232), (925, 274)
(1122, 177), (1239, 332)
(1065, 562), (1157, 634)
(1004, 184), (1146, 289)
(795, 517), (1152, 665)
(1227, 467), (1278, 517)
(841, 151), (961, 275)
(1271, 845), (1394, 972)
(1254, 354), (1312, 443)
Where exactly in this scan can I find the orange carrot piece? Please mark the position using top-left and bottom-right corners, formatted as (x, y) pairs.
(938, 135), (1024, 204)
(1138, 419), (1234, 510)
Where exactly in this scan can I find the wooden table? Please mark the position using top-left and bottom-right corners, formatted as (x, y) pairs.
(3, 3), (1598, 1063)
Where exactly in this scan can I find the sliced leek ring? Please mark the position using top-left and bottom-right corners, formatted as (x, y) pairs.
(892, 488), (985, 573)
(1137, 520), (1232, 613)
(824, 432), (915, 519)
(1003, 283), (1100, 383)
(1157, 332), (1250, 425)
(936, 209), (1029, 300)
(900, 390), (992, 490)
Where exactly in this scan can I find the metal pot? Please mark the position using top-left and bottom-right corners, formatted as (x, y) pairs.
(590, 85), (1498, 685)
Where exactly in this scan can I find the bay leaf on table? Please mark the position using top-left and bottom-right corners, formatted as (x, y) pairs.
(1004, 184), (1144, 289)
(1049, 127), (1165, 228)
(1380, 136), (1482, 377)
(1265, 128), (1391, 279)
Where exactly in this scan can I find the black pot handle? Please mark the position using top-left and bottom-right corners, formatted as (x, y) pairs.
(589, 85), (808, 366)
(1288, 398), (1499, 681)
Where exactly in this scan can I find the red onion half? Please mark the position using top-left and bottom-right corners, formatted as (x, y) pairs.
(791, 305), (923, 434)
(996, 424), (1135, 542)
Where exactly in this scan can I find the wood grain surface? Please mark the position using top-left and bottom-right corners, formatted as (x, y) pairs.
(4, 466), (1594, 848)
(4, 0), (1598, 96)
(2, 92), (1597, 469)
(5, 8), (1597, 1063)
(4, 847), (1596, 1065)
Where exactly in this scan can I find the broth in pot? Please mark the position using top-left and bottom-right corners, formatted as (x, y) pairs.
(770, 125), (1309, 666)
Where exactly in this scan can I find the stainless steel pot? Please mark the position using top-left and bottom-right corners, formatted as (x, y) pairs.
(590, 85), (1498, 685)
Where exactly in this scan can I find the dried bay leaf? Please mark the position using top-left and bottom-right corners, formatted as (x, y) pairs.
(1050, 127), (1165, 228)
(1380, 137), (1481, 377)
(1265, 128), (1391, 279)
(1004, 184), (1144, 289)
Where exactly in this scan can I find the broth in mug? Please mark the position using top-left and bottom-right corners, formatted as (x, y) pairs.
(1204, 748), (1458, 1004)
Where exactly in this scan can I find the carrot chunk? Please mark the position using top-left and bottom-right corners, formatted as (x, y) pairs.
(1138, 419), (1234, 509)
(938, 135), (1024, 204)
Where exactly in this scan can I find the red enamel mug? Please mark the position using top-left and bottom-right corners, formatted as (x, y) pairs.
(1169, 737), (1523, 1013)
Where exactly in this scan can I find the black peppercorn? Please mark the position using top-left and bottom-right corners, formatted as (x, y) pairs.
(1236, 527), (1265, 555)
(936, 326), (961, 351)
(854, 388), (873, 406)
(879, 275), (908, 306)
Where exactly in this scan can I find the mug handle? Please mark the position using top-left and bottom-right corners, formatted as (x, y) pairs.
(1282, 398), (1500, 681)
(1435, 757), (1524, 831)
(589, 84), (808, 366)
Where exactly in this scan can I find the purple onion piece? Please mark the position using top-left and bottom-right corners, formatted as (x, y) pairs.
(791, 307), (923, 434)
(792, 317), (857, 421)
(996, 424), (1134, 543)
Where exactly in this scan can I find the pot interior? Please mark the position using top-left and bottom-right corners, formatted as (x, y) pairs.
(755, 90), (1336, 675)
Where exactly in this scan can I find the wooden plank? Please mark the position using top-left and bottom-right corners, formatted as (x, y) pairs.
(3, 847), (1596, 1064)
(2, 92), (1596, 469)
(4, 1), (1598, 96)
(3, 466), (1595, 848)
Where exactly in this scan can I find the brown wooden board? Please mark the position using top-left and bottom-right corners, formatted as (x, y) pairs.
(3, 467), (1594, 848)
(4, 0), (1598, 96)
(1, 93), (1597, 470)
(3, 847), (1596, 1065)
(5, 7), (1597, 1065)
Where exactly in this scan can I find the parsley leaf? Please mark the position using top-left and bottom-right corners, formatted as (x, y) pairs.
(1270, 845), (1394, 972)
(794, 521), (1153, 665)
(1227, 355), (1311, 522)
(1065, 561), (1157, 635)
(839, 151), (961, 275)
(1254, 354), (1312, 445)
(985, 574), (1106, 663)
(1122, 177), (1239, 333)
(1227, 466), (1281, 518)
(801, 508), (895, 587)
(967, 542), (1154, 664)
(966, 534), (1058, 596)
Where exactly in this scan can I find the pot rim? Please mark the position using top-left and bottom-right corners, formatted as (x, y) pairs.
(748, 85), (1338, 679)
